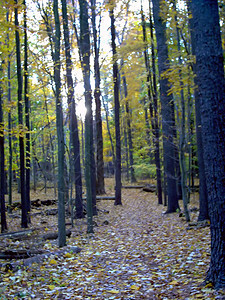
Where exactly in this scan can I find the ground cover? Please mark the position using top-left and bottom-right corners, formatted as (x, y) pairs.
(0, 180), (225, 299)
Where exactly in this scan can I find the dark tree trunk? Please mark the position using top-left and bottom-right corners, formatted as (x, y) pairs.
(141, 6), (153, 159)
(187, 1), (209, 222)
(149, 4), (162, 205)
(24, 0), (31, 223)
(190, 0), (225, 288)
(53, 0), (66, 247)
(109, 5), (122, 206)
(173, 0), (190, 221)
(61, 0), (84, 219)
(15, 0), (28, 228)
(102, 92), (115, 165)
(7, 10), (12, 213)
(91, 0), (105, 195)
(79, 0), (95, 233)
(0, 67), (7, 233)
(152, 0), (179, 213)
(122, 74), (136, 183)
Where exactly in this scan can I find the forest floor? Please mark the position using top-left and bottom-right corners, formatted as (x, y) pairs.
(0, 179), (225, 299)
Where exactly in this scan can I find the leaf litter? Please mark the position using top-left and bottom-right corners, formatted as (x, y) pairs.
(0, 180), (225, 299)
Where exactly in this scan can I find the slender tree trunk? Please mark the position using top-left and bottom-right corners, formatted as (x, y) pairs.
(121, 72), (136, 183)
(102, 93), (115, 165)
(149, 3), (162, 204)
(15, 0), (28, 228)
(141, 6), (153, 159)
(0, 67), (7, 233)
(190, 0), (225, 288)
(79, 0), (94, 233)
(173, 0), (190, 221)
(91, 0), (105, 195)
(61, 0), (84, 218)
(7, 10), (12, 213)
(24, 0), (31, 223)
(31, 121), (37, 191)
(42, 89), (57, 197)
(53, 0), (66, 247)
(109, 4), (122, 205)
(152, 0), (179, 213)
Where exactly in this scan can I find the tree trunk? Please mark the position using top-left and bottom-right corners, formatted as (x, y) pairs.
(24, 0), (31, 223)
(187, 1), (209, 222)
(53, 0), (66, 247)
(109, 4), (122, 206)
(173, 0), (190, 221)
(61, 0), (84, 219)
(152, 0), (179, 213)
(0, 66), (7, 233)
(15, 0), (28, 228)
(79, 0), (94, 233)
(7, 10), (12, 213)
(149, 3), (162, 205)
(190, 0), (225, 288)
(91, 0), (105, 195)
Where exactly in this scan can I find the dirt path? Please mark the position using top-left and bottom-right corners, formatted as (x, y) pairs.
(0, 186), (224, 299)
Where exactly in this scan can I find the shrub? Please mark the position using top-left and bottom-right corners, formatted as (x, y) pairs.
(133, 163), (156, 180)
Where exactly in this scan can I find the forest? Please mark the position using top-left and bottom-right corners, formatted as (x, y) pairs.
(0, 0), (225, 298)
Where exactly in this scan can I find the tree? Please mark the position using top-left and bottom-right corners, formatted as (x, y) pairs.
(53, 0), (66, 247)
(172, 0), (190, 221)
(149, 3), (162, 205)
(187, 1), (209, 222)
(91, 0), (105, 195)
(190, 0), (225, 288)
(152, 0), (179, 213)
(15, 0), (28, 228)
(109, 2), (122, 205)
(24, 0), (31, 222)
(79, 0), (95, 233)
(61, 0), (84, 219)
(0, 64), (7, 233)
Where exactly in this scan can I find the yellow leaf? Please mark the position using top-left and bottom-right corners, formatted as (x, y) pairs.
(47, 285), (56, 290)
(205, 282), (213, 288)
(49, 259), (57, 265)
(65, 252), (72, 258)
(169, 280), (179, 285)
(108, 289), (120, 294)
(130, 285), (140, 290)
(195, 294), (204, 298)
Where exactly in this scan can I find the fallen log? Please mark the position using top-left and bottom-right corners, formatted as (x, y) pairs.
(8, 199), (57, 210)
(45, 208), (58, 215)
(122, 185), (145, 189)
(0, 229), (35, 239)
(42, 229), (72, 241)
(142, 184), (156, 193)
(0, 249), (45, 260)
(82, 196), (115, 201)
(0, 246), (82, 272)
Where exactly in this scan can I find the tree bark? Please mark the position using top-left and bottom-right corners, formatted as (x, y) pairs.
(6, 10), (13, 213)
(15, 0), (28, 228)
(24, 0), (31, 223)
(53, 0), (66, 247)
(79, 0), (95, 233)
(187, 1), (209, 222)
(0, 66), (7, 233)
(109, 4), (122, 205)
(190, 0), (225, 288)
(152, 0), (179, 213)
(91, 0), (105, 195)
(149, 3), (162, 205)
(61, 0), (84, 219)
